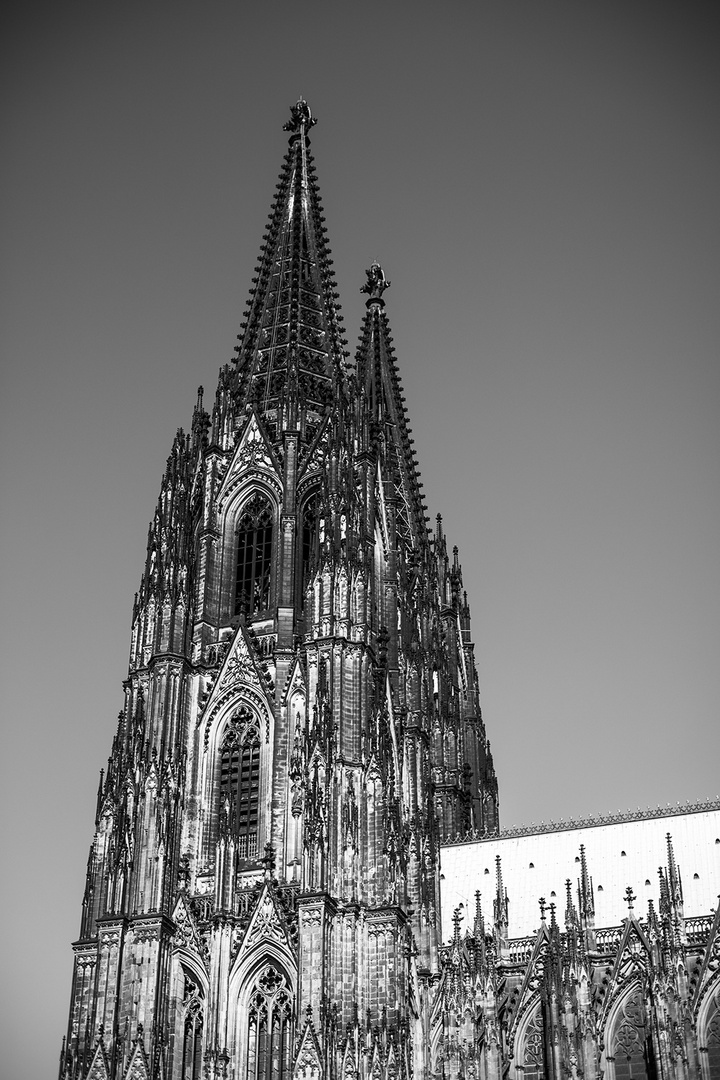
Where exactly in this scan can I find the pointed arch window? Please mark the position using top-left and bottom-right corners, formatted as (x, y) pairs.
(610, 990), (652, 1080)
(299, 491), (320, 601)
(245, 963), (294, 1080)
(235, 494), (273, 617)
(181, 972), (204, 1080)
(219, 709), (261, 859)
(705, 993), (720, 1078)
(521, 1003), (546, 1080)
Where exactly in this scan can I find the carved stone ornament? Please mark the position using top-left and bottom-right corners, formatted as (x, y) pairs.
(217, 414), (280, 510)
(361, 262), (391, 303)
(283, 97), (316, 134)
(241, 885), (289, 953)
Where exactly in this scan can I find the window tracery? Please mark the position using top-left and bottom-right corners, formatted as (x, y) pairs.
(521, 1004), (545, 1080)
(611, 989), (651, 1080)
(300, 492), (320, 603)
(235, 494), (273, 617)
(219, 709), (261, 858)
(181, 972), (204, 1080)
(704, 990), (720, 1077)
(244, 963), (294, 1080)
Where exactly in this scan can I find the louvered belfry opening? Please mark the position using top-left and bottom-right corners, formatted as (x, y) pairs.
(219, 709), (261, 859)
(235, 493), (273, 618)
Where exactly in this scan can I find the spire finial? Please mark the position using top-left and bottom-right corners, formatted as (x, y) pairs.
(284, 97), (316, 135)
(625, 885), (636, 914)
(452, 903), (464, 944)
(361, 262), (391, 305)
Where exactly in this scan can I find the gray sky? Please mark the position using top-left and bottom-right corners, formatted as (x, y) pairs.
(2, 3), (719, 1076)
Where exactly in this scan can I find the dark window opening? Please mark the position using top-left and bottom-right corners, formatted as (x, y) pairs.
(219, 709), (261, 859)
(299, 493), (320, 607)
(235, 494), (273, 617)
(181, 974), (204, 1080)
(183, 1011), (203, 1080)
(302, 495), (319, 583)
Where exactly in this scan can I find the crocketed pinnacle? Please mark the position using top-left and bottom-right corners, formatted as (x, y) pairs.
(355, 263), (428, 550)
(232, 98), (348, 444)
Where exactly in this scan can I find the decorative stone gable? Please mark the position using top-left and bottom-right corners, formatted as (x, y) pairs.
(235, 881), (295, 961)
(293, 1015), (324, 1080)
(122, 1039), (150, 1080)
(200, 622), (275, 746)
(171, 893), (207, 967)
(85, 1040), (111, 1080)
(217, 409), (282, 510)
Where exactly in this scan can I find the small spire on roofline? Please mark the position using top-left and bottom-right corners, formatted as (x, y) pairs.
(361, 261), (391, 306)
(284, 97), (317, 135)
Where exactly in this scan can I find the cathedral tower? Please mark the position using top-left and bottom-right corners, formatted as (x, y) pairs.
(60, 100), (498, 1080)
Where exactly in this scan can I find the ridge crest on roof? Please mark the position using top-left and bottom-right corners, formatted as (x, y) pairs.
(442, 796), (720, 844)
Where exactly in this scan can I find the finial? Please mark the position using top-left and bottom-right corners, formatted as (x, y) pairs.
(361, 261), (391, 305)
(539, 896), (547, 922)
(452, 903), (464, 943)
(261, 842), (277, 879)
(624, 885), (636, 914)
(284, 98), (316, 135)
(474, 890), (485, 937)
(565, 878), (576, 930)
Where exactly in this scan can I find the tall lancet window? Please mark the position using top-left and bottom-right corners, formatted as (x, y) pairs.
(610, 990), (651, 1080)
(235, 494), (273, 617)
(219, 709), (261, 859)
(181, 973), (204, 1080)
(521, 1005), (546, 1080)
(299, 492), (320, 604)
(245, 964), (294, 1080)
(705, 995), (720, 1078)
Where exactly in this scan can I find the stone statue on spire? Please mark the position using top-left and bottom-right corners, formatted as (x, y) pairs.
(361, 261), (391, 303)
(284, 97), (316, 134)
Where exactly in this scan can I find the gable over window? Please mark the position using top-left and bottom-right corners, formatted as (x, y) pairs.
(235, 493), (273, 618)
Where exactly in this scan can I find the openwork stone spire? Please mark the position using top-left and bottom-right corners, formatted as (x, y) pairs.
(231, 98), (347, 445)
(355, 265), (428, 550)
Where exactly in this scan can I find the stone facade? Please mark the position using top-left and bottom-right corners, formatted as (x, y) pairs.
(60, 101), (720, 1080)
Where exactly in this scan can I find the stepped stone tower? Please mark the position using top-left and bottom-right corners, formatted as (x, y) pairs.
(61, 99), (498, 1080)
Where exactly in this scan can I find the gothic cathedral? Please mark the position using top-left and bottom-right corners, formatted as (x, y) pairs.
(60, 100), (498, 1080)
(61, 101), (720, 1080)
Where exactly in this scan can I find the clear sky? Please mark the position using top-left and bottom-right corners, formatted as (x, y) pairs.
(1, 2), (718, 1076)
